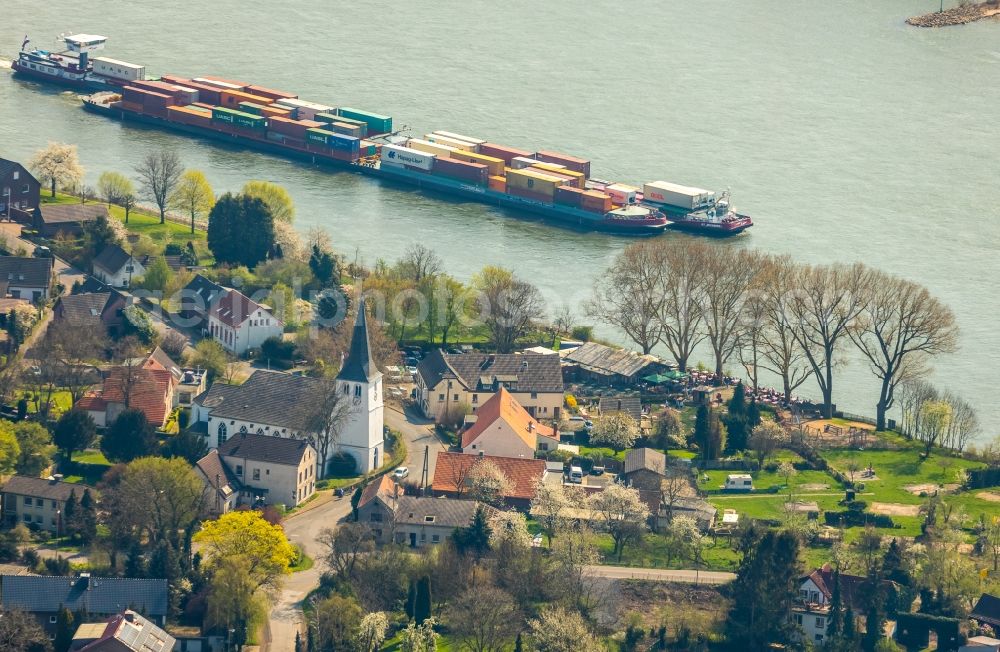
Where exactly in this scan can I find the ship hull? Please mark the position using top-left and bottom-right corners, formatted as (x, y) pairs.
(11, 60), (113, 92)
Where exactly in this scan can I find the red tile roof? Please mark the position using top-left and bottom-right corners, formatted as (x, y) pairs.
(461, 387), (555, 449)
(359, 474), (397, 509)
(75, 392), (107, 412)
(432, 452), (546, 502)
(209, 290), (273, 328)
(99, 360), (173, 426)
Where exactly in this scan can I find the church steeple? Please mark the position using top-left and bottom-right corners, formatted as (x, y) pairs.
(337, 297), (379, 383)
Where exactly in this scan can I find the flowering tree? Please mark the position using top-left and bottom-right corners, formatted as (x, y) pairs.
(589, 412), (640, 451)
(489, 510), (532, 550)
(356, 611), (389, 652)
(468, 459), (513, 507)
(589, 483), (649, 562)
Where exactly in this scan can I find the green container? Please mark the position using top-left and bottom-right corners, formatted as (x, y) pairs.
(336, 107), (392, 135)
(238, 102), (268, 116)
(211, 106), (240, 123)
(306, 127), (336, 144)
(330, 121), (365, 138)
(313, 112), (339, 125)
(327, 114), (366, 129)
(235, 113), (266, 130)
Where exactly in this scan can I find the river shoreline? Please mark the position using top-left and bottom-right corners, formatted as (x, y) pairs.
(907, 1), (1000, 27)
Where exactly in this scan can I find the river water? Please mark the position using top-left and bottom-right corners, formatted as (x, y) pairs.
(2, 1), (998, 438)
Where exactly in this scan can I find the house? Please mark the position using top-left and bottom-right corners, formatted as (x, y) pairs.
(971, 594), (1000, 630)
(177, 273), (226, 323)
(638, 491), (717, 531)
(623, 448), (667, 491)
(724, 474), (754, 492)
(213, 432), (316, 508)
(34, 203), (108, 237)
(53, 290), (128, 334)
(0, 475), (97, 534)
(195, 449), (241, 515)
(598, 395), (643, 422)
(92, 244), (144, 288)
(460, 388), (560, 459)
(960, 636), (1000, 652)
(357, 475), (486, 547)
(0, 255), (53, 302)
(207, 288), (283, 356)
(70, 610), (176, 652)
(562, 342), (660, 386)
(0, 573), (168, 634)
(416, 349), (564, 422)
(431, 452), (547, 510)
(76, 355), (175, 428)
(793, 565), (898, 645)
(0, 157), (40, 221)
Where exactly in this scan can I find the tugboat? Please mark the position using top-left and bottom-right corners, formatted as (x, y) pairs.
(664, 191), (753, 236)
(12, 34), (142, 91)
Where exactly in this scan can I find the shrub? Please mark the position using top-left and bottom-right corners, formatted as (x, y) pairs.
(564, 394), (578, 409)
(823, 511), (895, 528)
(327, 452), (358, 478)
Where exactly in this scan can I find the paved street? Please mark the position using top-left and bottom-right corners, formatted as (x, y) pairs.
(583, 565), (735, 585)
(385, 404), (446, 485)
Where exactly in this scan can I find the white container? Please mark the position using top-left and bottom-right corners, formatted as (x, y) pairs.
(193, 77), (242, 91)
(423, 134), (477, 152)
(92, 57), (145, 81)
(407, 138), (458, 159)
(642, 181), (715, 209)
(605, 183), (639, 205)
(511, 156), (542, 170)
(432, 130), (486, 146)
(275, 98), (334, 121)
(381, 144), (435, 171)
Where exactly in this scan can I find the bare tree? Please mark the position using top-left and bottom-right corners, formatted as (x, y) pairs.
(304, 377), (353, 479)
(319, 522), (374, 580)
(397, 243), (442, 282)
(942, 392), (978, 452)
(42, 320), (107, 402)
(445, 586), (520, 652)
(111, 337), (148, 409)
(849, 272), (958, 431)
(897, 378), (939, 438)
(586, 241), (664, 354)
(588, 483), (649, 563)
(658, 240), (707, 371)
(659, 471), (690, 524)
(473, 266), (544, 354)
(785, 262), (873, 418)
(701, 247), (761, 379)
(135, 149), (184, 224)
(749, 418), (784, 469)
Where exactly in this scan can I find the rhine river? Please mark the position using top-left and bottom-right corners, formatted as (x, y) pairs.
(2, 1), (998, 438)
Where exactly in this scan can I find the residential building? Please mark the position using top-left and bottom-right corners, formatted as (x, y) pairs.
(0, 574), (168, 634)
(431, 452), (547, 510)
(623, 448), (667, 491)
(71, 610), (176, 652)
(357, 475), (486, 547)
(0, 157), (40, 221)
(0, 475), (97, 534)
(76, 354), (175, 428)
(971, 594), (1000, 630)
(53, 290), (128, 334)
(33, 203), (108, 237)
(0, 255), (52, 302)
(177, 273), (226, 323)
(195, 449), (242, 515)
(562, 342), (660, 386)
(460, 387), (559, 459)
(92, 244), (145, 288)
(207, 289), (282, 356)
(792, 565), (898, 645)
(212, 432), (316, 508)
(416, 350), (564, 422)
(959, 636), (1000, 652)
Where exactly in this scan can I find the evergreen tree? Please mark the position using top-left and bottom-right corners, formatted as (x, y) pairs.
(844, 607), (856, 642)
(414, 575), (432, 624)
(827, 571), (845, 638)
(309, 244), (337, 285)
(692, 404), (710, 449)
(62, 491), (78, 541)
(206, 193), (275, 269)
(101, 409), (157, 463)
(452, 505), (492, 558)
(746, 400), (762, 430)
(125, 542), (146, 578)
(53, 410), (97, 463)
(882, 538), (910, 586)
(294, 631), (303, 652)
(514, 632), (523, 652)
(728, 382), (746, 418)
(405, 578), (416, 620)
(863, 585), (886, 652)
(54, 606), (74, 652)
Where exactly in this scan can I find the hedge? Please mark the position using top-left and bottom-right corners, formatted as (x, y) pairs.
(823, 510), (895, 528)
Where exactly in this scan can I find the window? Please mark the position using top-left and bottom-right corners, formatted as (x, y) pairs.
(421, 533), (426, 541)
(252, 469), (260, 481)
(370, 512), (383, 522)
(471, 394), (478, 404)
(23, 497), (32, 506)
(453, 394), (459, 401)
(424, 516), (435, 523)
(51, 500), (56, 509)
(23, 514), (30, 523)
(814, 617), (825, 629)
(539, 443), (548, 451)
(814, 634), (824, 642)
(49, 616), (57, 624)
(13, 171), (18, 180)
(438, 394), (445, 401)
(794, 614), (802, 625)
(431, 535), (440, 543)
(531, 392), (538, 399)
(235, 465), (243, 476)
(355, 384), (362, 397)
(218, 422), (228, 444)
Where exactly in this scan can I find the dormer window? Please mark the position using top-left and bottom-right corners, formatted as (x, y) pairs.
(424, 516), (435, 523)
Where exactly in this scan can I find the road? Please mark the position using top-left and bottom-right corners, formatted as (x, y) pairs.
(264, 404), (446, 651)
(584, 565), (735, 585)
(0, 221), (85, 291)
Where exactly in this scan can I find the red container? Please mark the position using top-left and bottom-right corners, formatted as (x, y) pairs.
(535, 150), (591, 177)
(131, 80), (197, 105)
(269, 116), (313, 140)
(219, 89), (274, 108)
(159, 74), (190, 85)
(555, 185), (587, 207)
(260, 105), (292, 118)
(479, 142), (533, 163)
(200, 75), (250, 90)
(119, 101), (143, 113)
(507, 185), (554, 203)
(432, 157), (488, 184)
(122, 86), (147, 104)
(245, 84), (298, 101)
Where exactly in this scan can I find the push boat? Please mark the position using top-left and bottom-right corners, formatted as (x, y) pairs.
(18, 33), (752, 237)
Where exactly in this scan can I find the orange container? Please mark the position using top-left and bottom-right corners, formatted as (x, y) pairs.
(260, 105), (292, 118)
(488, 175), (506, 192)
(219, 89), (274, 108)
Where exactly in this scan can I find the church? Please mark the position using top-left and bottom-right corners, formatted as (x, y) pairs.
(191, 298), (385, 474)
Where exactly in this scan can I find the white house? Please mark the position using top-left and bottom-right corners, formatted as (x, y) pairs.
(207, 289), (283, 357)
(92, 244), (145, 288)
(192, 299), (384, 474)
(0, 256), (52, 302)
(460, 387), (559, 459)
(724, 474), (754, 491)
(792, 565), (898, 646)
(202, 433), (316, 510)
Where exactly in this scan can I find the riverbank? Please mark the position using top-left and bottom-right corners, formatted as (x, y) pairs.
(907, 1), (1000, 27)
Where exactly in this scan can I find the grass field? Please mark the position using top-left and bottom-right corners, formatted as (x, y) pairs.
(15, 389), (74, 415)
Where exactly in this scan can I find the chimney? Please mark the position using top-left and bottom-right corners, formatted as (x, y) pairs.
(79, 572), (91, 591)
(49, 474), (63, 485)
(821, 562), (832, 573)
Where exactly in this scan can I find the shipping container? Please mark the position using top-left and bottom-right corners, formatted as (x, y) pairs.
(119, 101), (143, 113)
(505, 168), (564, 198)
(337, 107), (392, 135)
(212, 107), (266, 130)
(406, 138), (458, 159)
(604, 183), (639, 205)
(193, 77), (243, 91)
(479, 142), (534, 163)
(324, 114), (366, 129)
(135, 89), (175, 109)
(535, 150), (591, 177)
(359, 141), (379, 158)
(380, 144), (435, 171)
(431, 130), (486, 146)
(641, 181), (716, 210)
(305, 128), (360, 152)
(167, 105), (213, 128)
(488, 175), (507, 193)
(555, 185), (587, 207)
(329, 122), (364, 138)
(448, 150), (505, 177)
(93, 57), (145, 82)
(531, 165), (585, 188)
(424, 133), (477, 152)
(507, 185), (555, 203)
(431, 157), (488, 185)
(511, 156), (543, 170)
(260, 105), (291, 118)
(167, 80), (221, 105)
(528, 168), (578, 189)
(238, 102), (269, 116)
(580, 190), (613, 214)
(219, 89), (274, 108)
(275, 98), (335, 121)
(131, 80), (198, 105)
(198, 75), (250, 89)
(268, 116), (309, 139)
(244, 84), (298, 101)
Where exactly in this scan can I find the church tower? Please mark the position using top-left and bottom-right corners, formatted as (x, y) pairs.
(336, 298), (384, 473)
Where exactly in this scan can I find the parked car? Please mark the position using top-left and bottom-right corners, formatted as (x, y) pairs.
(393, 466), (409, 480)
(406, 365), (418, 377)
(32, 245), (52, 259)
(591, 466), (605, 476)
(569, 466), (584, 484)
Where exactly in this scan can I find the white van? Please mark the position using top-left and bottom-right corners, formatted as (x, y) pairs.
(569, 466), (584, 484)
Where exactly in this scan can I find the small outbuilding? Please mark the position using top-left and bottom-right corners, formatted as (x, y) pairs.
(724, 474), (753, 492)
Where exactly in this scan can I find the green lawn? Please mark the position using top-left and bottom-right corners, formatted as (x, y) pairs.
(66, 449), (112, 486)
(593, 531), (740, 572)
(16, 389), (74, 414)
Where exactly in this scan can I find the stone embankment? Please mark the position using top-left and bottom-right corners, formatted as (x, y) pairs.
(907, 1), (1000, 27)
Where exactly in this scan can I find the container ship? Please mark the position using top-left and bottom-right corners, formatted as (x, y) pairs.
(16, 34), (752, 236)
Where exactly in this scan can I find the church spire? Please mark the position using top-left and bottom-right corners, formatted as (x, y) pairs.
(337, 297), (379, 383)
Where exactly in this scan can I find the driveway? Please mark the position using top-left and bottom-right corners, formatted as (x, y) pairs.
(385, 404), (446, 486)
(583, 565), (735, 585)
(0, 221), (84, 291)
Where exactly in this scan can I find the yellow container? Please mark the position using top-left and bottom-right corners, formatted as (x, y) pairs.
(449, 150), (505, 177)
(407, 138), (457, 159)
(529, 165), (585, 188)
(506, 168), (563, 196)
(488, 175), (506, 192)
